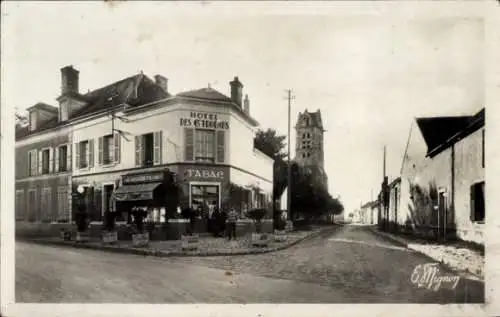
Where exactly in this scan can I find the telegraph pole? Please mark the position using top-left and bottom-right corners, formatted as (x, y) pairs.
(285, 89), (295, 223)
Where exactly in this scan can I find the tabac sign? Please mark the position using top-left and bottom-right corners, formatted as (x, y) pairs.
(179, 111), (229, 130)
(122, 172), (164, 185)
(181, 165), (229, 182)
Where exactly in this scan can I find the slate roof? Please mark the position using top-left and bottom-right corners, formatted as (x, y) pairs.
(176, 87), (234, 103)
(416, 107), (485, 157)
(16, 73), (170, 140)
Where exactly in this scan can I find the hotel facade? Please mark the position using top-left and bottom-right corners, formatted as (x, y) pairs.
(15, 66), (274, 234)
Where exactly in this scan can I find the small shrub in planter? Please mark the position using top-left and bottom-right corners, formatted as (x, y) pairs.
(60, 228), (72, 241)
(131, 208), (149, 247)
(180, 207), (199, 250)
(247, 208), (270, 247)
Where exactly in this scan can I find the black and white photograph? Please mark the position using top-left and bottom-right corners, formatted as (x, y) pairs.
(1, 1), (499, 316)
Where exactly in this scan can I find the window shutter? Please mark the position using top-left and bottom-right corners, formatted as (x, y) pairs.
(135, 135), (143, 166)
(54, 147), (60, 173)
(67, 144), (72, 171)
(216, 130), (225, 163)
(75, 143), (80, 170)
(89, 139), (94, 167)
(48, 147), (54, 173)
(184, 128), (194, 161)
(114, 133), (121, 163)
(98, 137), (104, 165)
(154, 131), (162, 165)
(470, 184), (476, 221)
(38, 150), (43, 175)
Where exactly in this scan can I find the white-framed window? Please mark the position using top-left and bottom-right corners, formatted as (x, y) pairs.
(28, 150), (38, 176)
(75, 139), (94, 169)
(185, 128), (225, 163)
(55, 144), (69, 172)
(195, 129), (215, 163)
(135, 131), (161, 167)
(40, 148), (51, 175)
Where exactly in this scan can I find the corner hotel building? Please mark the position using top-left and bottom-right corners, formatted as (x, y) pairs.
(15, 66), (273, 230)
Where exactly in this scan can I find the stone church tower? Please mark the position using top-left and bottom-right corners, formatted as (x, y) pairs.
(294, 109), (329, 191)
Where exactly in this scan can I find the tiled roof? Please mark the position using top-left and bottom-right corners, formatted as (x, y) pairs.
(416, 107), (485, 157)
(27, 102), (58, 113)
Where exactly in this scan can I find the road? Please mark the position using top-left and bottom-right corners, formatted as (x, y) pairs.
(16, 225), (484, 303)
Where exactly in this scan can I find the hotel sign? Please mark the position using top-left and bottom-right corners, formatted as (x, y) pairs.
(180, 111), (229, 130)
(123, 172), (164, 185)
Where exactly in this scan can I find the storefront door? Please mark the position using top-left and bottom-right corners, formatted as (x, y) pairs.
(190, 184), (220, 217)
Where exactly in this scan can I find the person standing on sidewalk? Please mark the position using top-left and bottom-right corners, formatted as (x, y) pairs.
(226, 208), (238, 240)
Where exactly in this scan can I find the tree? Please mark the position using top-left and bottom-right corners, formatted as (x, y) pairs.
(253, 128), (287, 160)
(253, 128), (290, 205)
(15, 110), (28, 129)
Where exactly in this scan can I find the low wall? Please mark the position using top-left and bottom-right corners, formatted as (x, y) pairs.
(15, 219), (274, 241)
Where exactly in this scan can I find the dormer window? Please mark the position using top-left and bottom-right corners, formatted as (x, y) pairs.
(29, 111), (37, 131)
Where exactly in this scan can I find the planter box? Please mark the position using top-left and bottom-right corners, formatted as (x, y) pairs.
(102, 231), (118, 244)
(132, 233), (149, 247)
(274, 230), (287, 242)
(251, 233), (270, 247)
(76, 231), (89, 243)
(60, 229), (72, 241)
(181, 234), (199, 250)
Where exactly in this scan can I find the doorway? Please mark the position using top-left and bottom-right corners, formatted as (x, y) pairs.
(438, 191), (447, 240)
(190, 183), (220, 232)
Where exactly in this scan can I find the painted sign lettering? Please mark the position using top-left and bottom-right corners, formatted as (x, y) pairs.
(184, 168), (224, 180)
(123, 172), (164, 184)
(180, 111), (229, 130)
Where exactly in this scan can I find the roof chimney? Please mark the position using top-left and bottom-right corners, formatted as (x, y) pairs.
(61, 65), (79, 95)
(229, 76), (243, 107)
(243, 94), (250, 114)
(154, 75), (168, 93)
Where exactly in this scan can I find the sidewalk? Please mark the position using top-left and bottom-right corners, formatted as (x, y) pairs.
(370, 227), (484, 280)
(21, 226), (337, 257)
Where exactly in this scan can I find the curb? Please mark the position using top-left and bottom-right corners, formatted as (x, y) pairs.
(19, 226), (336, 258)
(369, 227), (483, 281)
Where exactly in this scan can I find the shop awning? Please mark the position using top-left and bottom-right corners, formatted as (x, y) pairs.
(112, 182), (162, 202)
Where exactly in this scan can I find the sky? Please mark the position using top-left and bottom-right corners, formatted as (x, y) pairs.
(1, 1), (485, 214)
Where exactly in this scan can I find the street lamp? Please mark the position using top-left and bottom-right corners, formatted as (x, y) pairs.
(77, 185), (85, 194)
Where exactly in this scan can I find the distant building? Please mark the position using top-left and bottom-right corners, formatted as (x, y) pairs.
(360, 200), (379, 225)
(399, 108), (485, 244)
(294, 109), (328, 191)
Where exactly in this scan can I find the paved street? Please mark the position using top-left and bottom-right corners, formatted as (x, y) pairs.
(16, 225), (484, 303)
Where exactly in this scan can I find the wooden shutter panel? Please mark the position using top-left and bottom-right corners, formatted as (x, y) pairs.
(67, 144), (72, 171)
(54, 147), (60, 173)
(75, 143), (80, 170)
(135, 135), (143, 166)
(48, 148), (54, 173)
(38, 150), (43, 175)
(98, 137), (104, 165)
(114, 133), (121, 163)
(470, 184), (476, 221)
(216, 130), (225, 163)
(154, 131), (162, 165)
(89, 139), (94, 167)
(184, 128), (194, 161)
